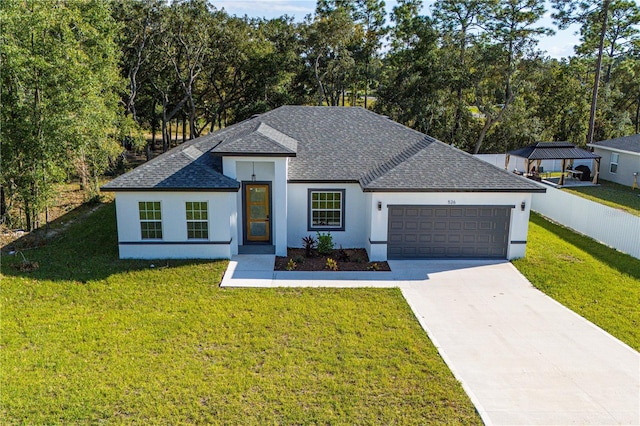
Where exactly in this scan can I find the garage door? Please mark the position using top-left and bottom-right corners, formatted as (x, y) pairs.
(387, 205), (511, 259)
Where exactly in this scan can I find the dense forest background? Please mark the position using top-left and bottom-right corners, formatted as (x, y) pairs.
(2, 0), (639, 230)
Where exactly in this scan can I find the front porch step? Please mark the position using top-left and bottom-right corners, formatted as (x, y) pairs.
(238, 245), (275, 255)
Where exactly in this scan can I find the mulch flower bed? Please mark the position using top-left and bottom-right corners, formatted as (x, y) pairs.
(274, 248), (391, 272)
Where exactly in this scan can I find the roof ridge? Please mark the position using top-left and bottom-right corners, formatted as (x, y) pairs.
(359, 136), (433, 187)
(256, 122), (298, 153)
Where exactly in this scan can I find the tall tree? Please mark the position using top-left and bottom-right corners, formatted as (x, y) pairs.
(433, 0), (493, 146)
(553, 0), (612, 145)
(472, 0), (552, 153)
(351, 0), (387, 107)
(1, 0), (123, 229)
(375, 8), (446, 134)
(574, 0), (640, 84)
(304, 8), (356, 106)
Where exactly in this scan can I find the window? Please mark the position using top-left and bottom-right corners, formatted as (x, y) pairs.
(308, 189), (345, 231)
(610, 152), (619, 174)
(186, 201), (208, 239)
(139, 201), (162, 240)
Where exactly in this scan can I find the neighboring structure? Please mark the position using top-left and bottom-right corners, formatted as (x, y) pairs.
(588, 135), (640, 188)
(102, 106), (545, 261)
(507, 142), (601, 186)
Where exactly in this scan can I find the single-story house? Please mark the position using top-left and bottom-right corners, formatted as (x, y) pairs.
(102, 106), (545, 261)
(588, 135), (640, 188)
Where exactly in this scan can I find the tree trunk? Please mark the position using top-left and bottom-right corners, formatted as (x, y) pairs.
(451, 27), (468, 145)
(174, 118), (178, 145)
(182, 114), (187, 143)
(162, 116), (168, 152)
(314, 55), (328, 106)
(24, 198), (32, 232)
(635, 94), (640, 134)
(586, 0), (611, 146)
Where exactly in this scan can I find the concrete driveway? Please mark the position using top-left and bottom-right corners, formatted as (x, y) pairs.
(221, 256), (640, 425)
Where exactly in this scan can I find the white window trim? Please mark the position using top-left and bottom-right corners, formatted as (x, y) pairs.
(186, 201), (209, 240)
(307, 189), (345, 231)
(610, 152), (619, 174)
(139, 201), (163, 240)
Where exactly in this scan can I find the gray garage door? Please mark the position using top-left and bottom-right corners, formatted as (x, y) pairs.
(387, 205), (511, 259)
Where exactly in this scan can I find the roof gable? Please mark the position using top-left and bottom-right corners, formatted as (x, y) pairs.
(210, 122), (297, 156)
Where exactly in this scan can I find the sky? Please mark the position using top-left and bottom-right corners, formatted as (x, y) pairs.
(211, 0), (582, 59)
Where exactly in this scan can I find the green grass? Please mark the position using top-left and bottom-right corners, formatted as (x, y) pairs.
(1, 202), (480, 424)
(563, 179), (640, 216)
(513, 213), (640, 351)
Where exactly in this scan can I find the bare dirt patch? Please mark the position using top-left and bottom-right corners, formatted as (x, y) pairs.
(274, 248), (390, 272)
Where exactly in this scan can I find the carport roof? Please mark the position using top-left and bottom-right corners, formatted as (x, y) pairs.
(508, 142), (600, 160)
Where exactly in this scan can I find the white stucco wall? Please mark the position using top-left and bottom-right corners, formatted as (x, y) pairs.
(366, 191), (534, 261)
(222, 156), (288, 256)
(114, 191), (236, 259)
(592, 148), (640, 187)
(287, 183), (367, 250)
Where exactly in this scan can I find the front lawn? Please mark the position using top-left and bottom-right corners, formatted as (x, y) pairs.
(513, 212), (640, 351)
(563, 179), (640, 216)
(1, 202), (480, 424)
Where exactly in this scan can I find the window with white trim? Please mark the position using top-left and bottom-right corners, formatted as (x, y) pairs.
(308, 189), (345, 231)
(186, 201), (208, 239)
(610, 152), (619, 173)
(139, 201), (162, 239)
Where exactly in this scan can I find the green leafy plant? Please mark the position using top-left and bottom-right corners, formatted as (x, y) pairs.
(293, 255), (305, 264)
(302, 235), (317, 257)
(325, 258), (338, 271)
(316, 231), (334, 255)
(286, 258), (297, 271)
(367, 262), (380, 271)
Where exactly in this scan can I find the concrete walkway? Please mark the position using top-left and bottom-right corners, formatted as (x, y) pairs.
(221, 255), (640, 425)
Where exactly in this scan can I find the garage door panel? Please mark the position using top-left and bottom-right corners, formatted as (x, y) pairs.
(387, 205), (510, 259)
(434, 222), (447, 230)
(449, 222), (462, 231)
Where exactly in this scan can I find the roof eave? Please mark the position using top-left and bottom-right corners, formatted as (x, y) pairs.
(100, 186), (240, 193)
(587, 144), (640, 156)
(287, 179), (360, 184)
(361, 187), (547, 193)
(211, 152), (296, 157)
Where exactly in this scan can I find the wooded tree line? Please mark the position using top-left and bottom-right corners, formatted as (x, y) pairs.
(1, 0), (639, 230)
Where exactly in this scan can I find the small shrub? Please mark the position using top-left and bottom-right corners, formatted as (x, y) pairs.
(367, 262), (379, 271)
(316, 232), (334, 255)
(325, 258), (338, 271)
(293, 255), (305, 264)
(353, 256), (365, 263)
(286, 258), (297, 271)
(302, 235), (317, 257)
(337, 246), (350, 262)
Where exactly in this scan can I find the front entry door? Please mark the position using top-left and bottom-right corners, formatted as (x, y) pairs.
(245, 183), (270, 243)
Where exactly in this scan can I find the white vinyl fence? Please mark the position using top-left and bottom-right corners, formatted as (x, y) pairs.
(532, 186), (640, 259)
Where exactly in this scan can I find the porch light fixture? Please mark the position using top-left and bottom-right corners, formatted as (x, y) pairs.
(251, 162), (256, 181)
(521, 201), (526, 211)
(377, 201), (382, 211)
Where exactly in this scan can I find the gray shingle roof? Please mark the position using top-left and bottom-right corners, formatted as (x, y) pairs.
(101, 138), (240, 192)
(210, 122), (297, 156)
(103, 106), (544, 193)
(590, 134), (640, 154)
(508, 142), (601, 160)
